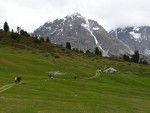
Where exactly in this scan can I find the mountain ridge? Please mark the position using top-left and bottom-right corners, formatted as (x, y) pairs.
(110, 26), (150, 55)
(34, 13), (133, 56)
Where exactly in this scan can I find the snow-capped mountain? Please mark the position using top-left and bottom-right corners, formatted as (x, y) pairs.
(34, 13), (133, 56)
(110, 26), (150, 56)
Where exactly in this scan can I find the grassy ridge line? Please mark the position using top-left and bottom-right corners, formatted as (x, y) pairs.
(0, 31), (150, 113)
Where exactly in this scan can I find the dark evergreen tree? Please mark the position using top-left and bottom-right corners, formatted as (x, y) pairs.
(86, 50), (91, 54)
(46, 37), (51, 43)
(94, 47), (99, 55)
(123, 54), (130, 61)
(72, 48), (76, 51)
(131, 50), (140, 63)
(79, 50), (84, 53)
(3, 21), (9, 32)
(20, 29), (30, 36)
(40, 37), (44, 42)
(34, 35), (38, 39)
(94, 47), (102, 56)
(34, 37), (41, 43)
(10, 32), (21, 39)
(99, 50), (102, 56)
(75, 48), (79, 52)
(66, 42), (71, 49)
(139, 57), (149, 65)
(142, 60), (149, 65)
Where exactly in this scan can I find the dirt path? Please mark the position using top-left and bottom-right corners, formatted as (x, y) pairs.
(80, 73), (100, 80)
(0, 83), (16, 93)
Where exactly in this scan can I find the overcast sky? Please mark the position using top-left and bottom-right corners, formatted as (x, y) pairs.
(0, 0), (150, 32)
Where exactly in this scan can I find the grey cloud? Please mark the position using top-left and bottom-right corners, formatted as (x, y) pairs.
(0, 0), (150, 32)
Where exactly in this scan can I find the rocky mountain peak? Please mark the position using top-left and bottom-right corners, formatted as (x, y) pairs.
(65, 12), (83, 19)
(34, 13), (133, 57)
(110, 26), (150, 55)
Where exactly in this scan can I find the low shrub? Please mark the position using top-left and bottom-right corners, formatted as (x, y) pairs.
(10, 33), (21, 39)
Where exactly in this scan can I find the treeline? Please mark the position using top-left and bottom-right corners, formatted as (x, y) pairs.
(66, 42), (102, 56)
(2, 21), (103, 56)
(66, 41), (149, 64)
(2, 21), (149, 64)
(123, 51), (148, 64)
(2, 21), (51, 43)
(3, 21), (30, 39)
(3, 21), (30, 36)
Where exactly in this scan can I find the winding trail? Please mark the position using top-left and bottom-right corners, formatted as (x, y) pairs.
(80, 73), (100, 80)
(0, 83), (16, 93)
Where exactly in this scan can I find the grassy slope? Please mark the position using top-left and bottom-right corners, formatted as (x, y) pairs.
(0, 32), (150, 113)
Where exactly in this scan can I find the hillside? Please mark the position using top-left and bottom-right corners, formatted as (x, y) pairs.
(0, 31), (150, 113)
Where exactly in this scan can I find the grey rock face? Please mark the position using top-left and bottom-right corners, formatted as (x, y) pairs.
(110, 26), (150, 56)
(34, 13), (133, 56)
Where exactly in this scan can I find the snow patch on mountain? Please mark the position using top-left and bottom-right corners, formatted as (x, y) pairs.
(133, 26), (140, 31)
(81, 19), (98, 45)
(50, 30), (56, 35)
(81, 19), (108, 56)
(47, 20), (54, 24)
(66, 13), (83, 19)
(115, 30), (118, 38)
(93, 27), (99, 30)
(110, 26), (150, 58)
(130, 32), (141, 39)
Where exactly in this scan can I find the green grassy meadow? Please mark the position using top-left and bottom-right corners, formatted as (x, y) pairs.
(0, 32), (150, 113)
